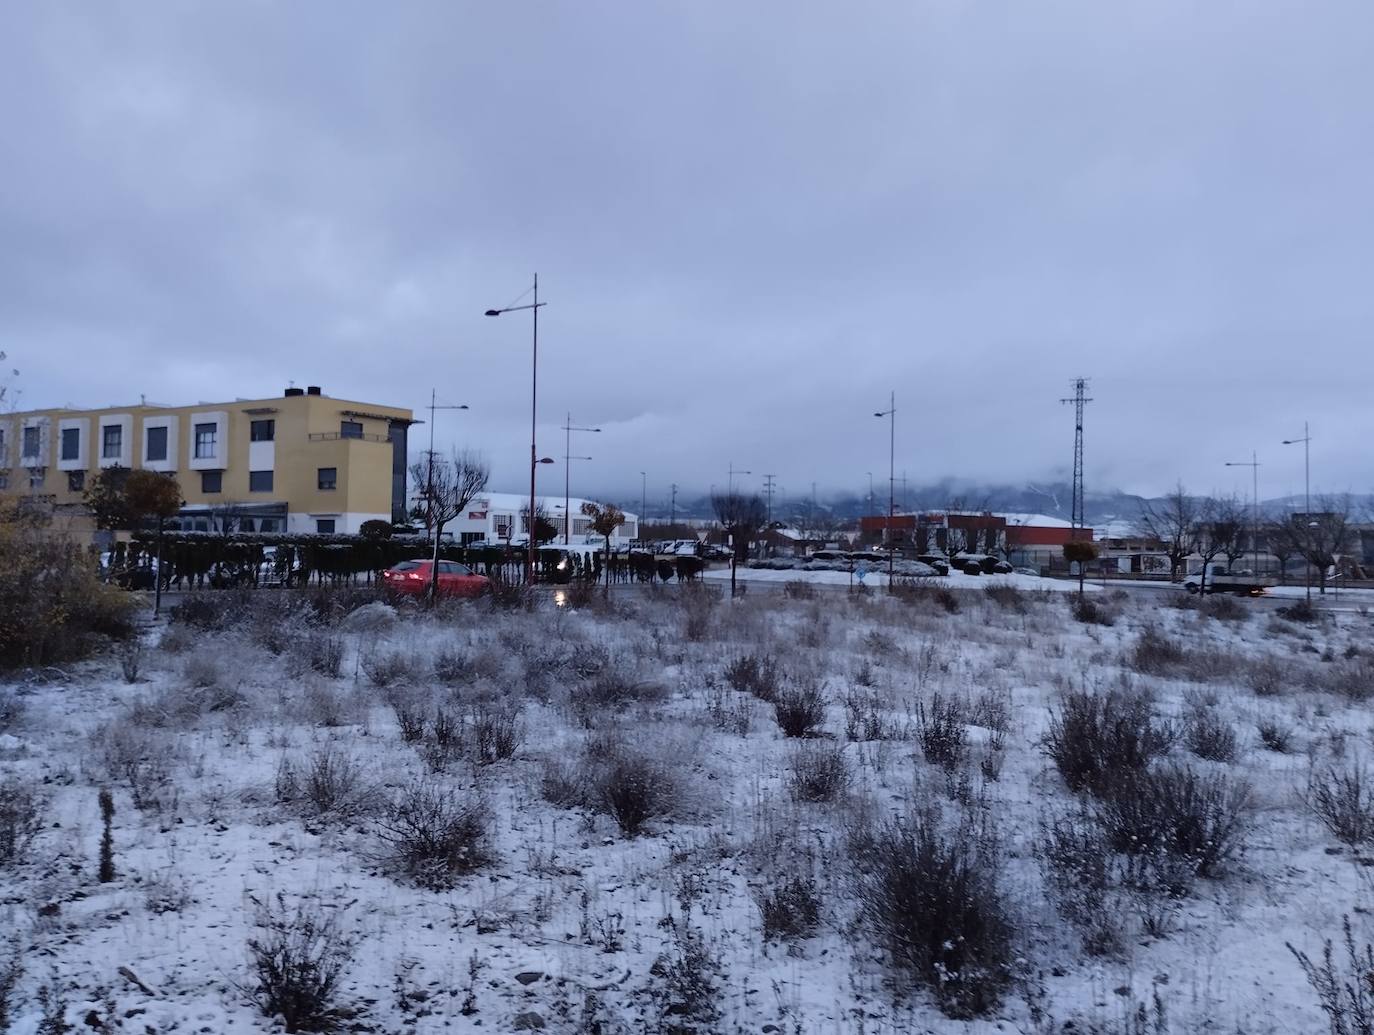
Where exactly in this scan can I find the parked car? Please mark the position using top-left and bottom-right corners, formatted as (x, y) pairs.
(382, 559), (489, 598)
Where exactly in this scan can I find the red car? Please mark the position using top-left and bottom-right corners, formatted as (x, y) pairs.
(382, 559), (489, 598)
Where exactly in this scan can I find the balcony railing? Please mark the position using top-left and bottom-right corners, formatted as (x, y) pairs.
(308, 432), (390, 443)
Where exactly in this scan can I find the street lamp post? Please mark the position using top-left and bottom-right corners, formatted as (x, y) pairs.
(486, 274), (548, 584)
(1223, 452), (1261, 579)
(424, 388), (469, 541)
(1281, 422), (1312, 603)
(727, 462), (751, 495)
(561, 413), (601, 544)
(640, 472), (647, 538)
(875, 392), (896, 584)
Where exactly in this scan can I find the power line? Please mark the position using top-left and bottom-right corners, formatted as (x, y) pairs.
(1059, 378), (1094, 535)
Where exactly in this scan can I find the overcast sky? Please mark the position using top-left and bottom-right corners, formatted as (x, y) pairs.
(3, 2), (1371, 508)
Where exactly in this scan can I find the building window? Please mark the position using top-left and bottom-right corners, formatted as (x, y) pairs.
(249, 470), (273, 493)
(340, 420), (363, 439)
(29, 470), (44, 489)
(146, 425), (168, 462)
(250, 419), (275, 442)
(316, 518), (336, 534)
(239, 518), (256, 532)
(67, 471), (85, 492)
(22, 426), (40, 459)
(61, 427), (80, 461)
(201, 470), (222, 493)
(259, 518), (278, 533)
(318, 467), (337, 490)
(194, 423), (217, 459)
(0, 472), (8, 490)
(102, 425), (122, 459)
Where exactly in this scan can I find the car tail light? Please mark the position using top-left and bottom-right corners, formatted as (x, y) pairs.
(405, 572), (422, 581)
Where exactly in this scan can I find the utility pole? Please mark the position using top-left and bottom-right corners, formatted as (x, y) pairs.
(640, 471), (647, 531)
(1282, 423), (1313, 602)
(874, 392), (896, 584)
(670, 483), (678, 528)
(763, 474), (777, 526)
(1060, 378), (1093, 540)
(561, 412), (600, 544)
(727, 461), (751, 495)
(1224, 452), (1261, 577)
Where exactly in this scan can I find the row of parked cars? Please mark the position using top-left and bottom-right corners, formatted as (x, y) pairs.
(749, 549), (1020, 577)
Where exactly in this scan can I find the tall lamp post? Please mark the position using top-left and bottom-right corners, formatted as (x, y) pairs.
(727, 461), (751, 495)
(486, 274), (548, 584)
(875, 392), (896, 584)
(1223, 452), (1261, 579)
(1281, 423), (1312, 603)
(561, 413), (601, 544)
(639, 472), (647, 542)
(424, 388), (469, 541)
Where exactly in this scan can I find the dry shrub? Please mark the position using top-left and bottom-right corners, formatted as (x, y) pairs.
(1247, 656), (1291, 697)
(786, 742), (849, 802)
(1073, 597), (1116, 626)
(1184, 707), (1239, 763)
(1038, 809), (1123, 957)
(377, 781), (493, 889)
(470, 698), (524, 764)
(851, 812), (1014, 1019)
(1306, 764), (1374, 846)
(1202, 595), (1248, 622)
(985, 584), (1025, 612)
(569, 671), (668, 724)
(1092, 766), (1251, 882)
(723, 653), (780, 701)
(432, 647), (469, 685)
(844, 689), (897, 741)
(362, 651), (415, 689)
(680, 585), (718, 642)
(892, 577), (960, 614)
(0, 505), (138, 669)
(917, 693), (967, 772)
(773, 683), (827, 738)
(1043, 689), (1174, 795)
(275, 746), (374, 822)
(183, 654), (222, 689)
(758, 876), (822, 942)
(0, 777), (47, 868)
(1326, 656), (1374, 703)
(783, 580), (816, 600)
(581, 735), (683, 837)
(1127, 627), (1188, 676)
(0, 688), (22, 733)
(1289, 916), (1374, 1035)
(245, 895), (356, 1034)
(1256, 719), (1294, 753)
(705, 684), (753, 735)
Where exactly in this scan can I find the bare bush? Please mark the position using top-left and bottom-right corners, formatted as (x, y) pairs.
(723, 653), (780, 701)
(307, 634), (344, 678)
(1127, 627), (1189, 676)
(704, 685), (753, 735)
(1247, 656), (1290, 697)
(1326, 656), (1374, 703)
(420, 707), (464, 772)
(844, 689), (896, 741)
(1093, 766), (1251, 883)
(432, 647), (469, 685)
(1202, 595), (1247, 622)
(758, 875), (822, 942)
(0, 688), (23, 733)
(985, 584), (1025, 612)
(540, 758), (586, 808)
(651, 917), (722, 1032)
(773, 683), (827, 738)
(1043, 690), (1175, 795)
(1038, 809), (1122, 957)
(0, 951), (19, 1032)
(585, 740), (681, 837)
(1289, 915), (1374, 1035)
(569, 671), (667, 722)
(245, 894), (356, 1033)
(363, 651), (415, 690)
(892, 577), (960, 614)
(1257, 719), (1295, 753)
(470, 699), (524, 764)
(1073, 597), (1116, 626)
(1184, 708), (1239, 762)
(851, 813), (1014, 1018)
(917, 693), (967, 772)
(786, 742), (849, 802)
(377, 781), (494, 889)
(680, 586), (716, 642)
(0, 777), (46, 868)
(275, 746), (374, 822)
(119, 641), (144, 683)
(388, 692), (427, 743)
(783, 579), (816, 600)
(183, 654), (221, 689)
(1307, 764), (1374, 846)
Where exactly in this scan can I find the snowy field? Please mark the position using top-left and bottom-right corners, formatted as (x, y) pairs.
(2, 582), (1373, 1032)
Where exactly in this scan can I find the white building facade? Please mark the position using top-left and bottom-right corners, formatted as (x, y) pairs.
(437, 491), (639, 547)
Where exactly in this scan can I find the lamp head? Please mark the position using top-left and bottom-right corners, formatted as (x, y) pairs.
(484, 309), (502, 317)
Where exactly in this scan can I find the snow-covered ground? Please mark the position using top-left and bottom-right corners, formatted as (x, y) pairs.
(2, 585), (1372, 1032)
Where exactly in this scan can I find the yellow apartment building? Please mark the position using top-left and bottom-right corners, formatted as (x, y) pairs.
(0, 386), (416, 535)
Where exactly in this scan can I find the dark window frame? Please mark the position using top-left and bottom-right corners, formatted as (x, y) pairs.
(60, 427), (81, 462)
(250, 419), (275, 442)
(101, 424), (122, 459)
(145, 425), (169, 462)
(249, 470), (274, 493)
(340, 420), (363, 439)
(67, 471), (84, 493)
(194, 423), (217, 459)
(316, 518), (336, 534)
(21, 426), (40, 458)
(201, 470), (222, 494)
(317, 467), (337, 490)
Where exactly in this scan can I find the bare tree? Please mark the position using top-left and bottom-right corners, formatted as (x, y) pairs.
(1189, 496), (1228, 594)
(1264, 518), (1300, 584)
(712, 491), (768, 597)
(408, 450), (489, 602)
(1137, 482), (1197, 582)
(1300, 494), (1354, 594)
(1210, 494), (1250, 572)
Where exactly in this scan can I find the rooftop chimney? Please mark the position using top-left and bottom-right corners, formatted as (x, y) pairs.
(307, 386), (322, 396)
(285, 387), (305, 397)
